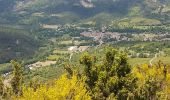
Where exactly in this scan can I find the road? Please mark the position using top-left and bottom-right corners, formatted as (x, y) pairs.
(96, 37), (104, 48)
(150, 53), (158, 66)
(3, 77), (11, 88)
(69, 53), (73, 61)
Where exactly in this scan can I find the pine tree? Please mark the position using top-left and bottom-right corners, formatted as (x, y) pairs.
(80, 48), (137, 99)
(10, 60), (23, 96)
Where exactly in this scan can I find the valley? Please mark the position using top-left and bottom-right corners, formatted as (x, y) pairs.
(0, 0), (170, 99)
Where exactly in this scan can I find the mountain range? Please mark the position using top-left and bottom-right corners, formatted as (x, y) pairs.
(0, 0), (170, 63)
(0, 0), (170, 25)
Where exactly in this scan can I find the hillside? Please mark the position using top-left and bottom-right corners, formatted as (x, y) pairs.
(0, 0), (170, 24)
(0, 0), (170, 99)
(0, 0), (170, 63)
(0, 26), (40, 63)
(1, 48), (170, 99)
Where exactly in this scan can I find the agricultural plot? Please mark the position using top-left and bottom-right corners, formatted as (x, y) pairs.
(128, 58), (151, 66)
(153, 56), (170, 65)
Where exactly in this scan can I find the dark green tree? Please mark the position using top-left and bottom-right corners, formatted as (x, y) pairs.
(10, 60), (23, 96)
(80, 47), (137, 100)
(80, 52), (97, 90)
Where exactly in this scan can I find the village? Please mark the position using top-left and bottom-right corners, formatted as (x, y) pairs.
(81, 30), (170, 42)
(25, 26), (170, 70)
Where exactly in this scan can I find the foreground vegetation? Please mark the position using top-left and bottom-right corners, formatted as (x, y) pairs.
(0, 47), (170, 100)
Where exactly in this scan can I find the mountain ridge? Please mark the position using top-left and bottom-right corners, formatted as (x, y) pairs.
(0, 0), (169, 24)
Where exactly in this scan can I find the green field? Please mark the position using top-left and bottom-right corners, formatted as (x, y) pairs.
(47, 55), (60, 61)
(153, 56), (170, 65)
(129, 56), (170, 67)
(53, 49), (69, 54)
(128, 58), (151, 66)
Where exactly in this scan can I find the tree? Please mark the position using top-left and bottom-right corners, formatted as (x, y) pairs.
(80, 47), (137, 99)
(10, 60), (23, 96)
(0, 76), (4, 96)
(80, 52), (97, 90)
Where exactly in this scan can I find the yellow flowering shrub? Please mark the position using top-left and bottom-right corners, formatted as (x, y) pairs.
(14, 74), (91, 100)
(132, 64), (170, 99)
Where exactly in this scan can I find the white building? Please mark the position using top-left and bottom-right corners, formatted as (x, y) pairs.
(68, 46), (78, 52)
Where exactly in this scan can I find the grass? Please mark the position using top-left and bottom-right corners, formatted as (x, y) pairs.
(0, 63), (12, 74)
(59, 41), (73, 45)
(47, 49), (70, 61)
(128, 56), (170, 67)
(50, 11), (80, 24)
(163, 48), (170, 55)
(118, 17), (161, 26)
(153, 56), (170, 65)
(83, 12), (119, 26)
(130, 17), (161, 25)
(24, 65), (65, 83)
(128, 6), (141, 17)
(47, 55), (60, 61)
(53, 49), (69, 54)
(128, 58), (151, 66)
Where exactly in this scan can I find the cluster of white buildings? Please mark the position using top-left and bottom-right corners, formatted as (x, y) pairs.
(68, 46), (90, 52)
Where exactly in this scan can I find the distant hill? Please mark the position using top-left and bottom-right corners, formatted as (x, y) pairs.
(0, 0), (170, 24)
(0, 0), (169, 63)
(0, 26), (40, 63)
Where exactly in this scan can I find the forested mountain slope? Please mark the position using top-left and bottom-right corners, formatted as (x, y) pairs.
(0, 0), (170, 24)
(0, 26), (40, 63)
(0, 0), (170, 63)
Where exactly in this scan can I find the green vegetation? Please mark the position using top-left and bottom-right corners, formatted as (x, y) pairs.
(0, 0), (170, 99)
(0, 63), (12, 75)
(80, 48), (135, 99)
(47, 55), (60, 61)
(0, 47), (170, 99)
(1, 0), (170, 25)
(10, 60), (23, 95)
(153, 56), (170, 65)
(0, 26), (40, 63)
(128, 58), (151, 66)
(24, 65), (64, 83)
